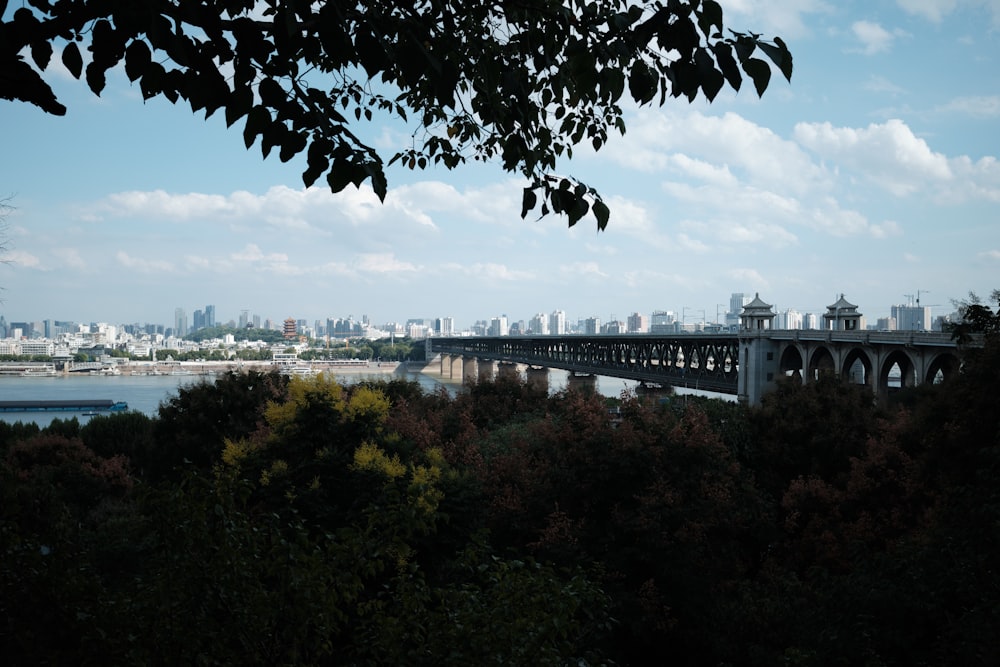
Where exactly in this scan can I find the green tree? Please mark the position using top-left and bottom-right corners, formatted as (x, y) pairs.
(1, 0), (790, 228)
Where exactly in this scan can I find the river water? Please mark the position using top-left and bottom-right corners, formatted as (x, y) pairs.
(0, 367), (725, 427)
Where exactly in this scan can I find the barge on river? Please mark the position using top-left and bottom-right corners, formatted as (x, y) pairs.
(0, 399), (128, 414)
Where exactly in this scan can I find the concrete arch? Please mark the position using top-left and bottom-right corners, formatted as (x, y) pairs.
(779, 344), (804, 384)
(878, 349), (916, 399)
(841, 347), (874, 387)
(807, 346), (836, 381)
(925, 351), (960, 384)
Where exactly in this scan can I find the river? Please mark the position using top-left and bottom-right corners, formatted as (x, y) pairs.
(0, 366), (729, 427)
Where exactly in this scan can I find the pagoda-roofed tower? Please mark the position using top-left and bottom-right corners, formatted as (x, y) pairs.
(823, 294), (862, 331)
(740, 293), (776, 330)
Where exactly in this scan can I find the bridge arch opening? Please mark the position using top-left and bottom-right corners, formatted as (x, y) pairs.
(779, 346), (804, 384)
(807, 346), (836, 381)
(879, 350), (916, 397)
(925, 352), (960, 385)
(842, 348), (873, 387)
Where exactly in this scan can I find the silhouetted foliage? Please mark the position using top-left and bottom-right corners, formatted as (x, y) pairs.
(1, 0), (790, 229)
(4, 326), (1000, 665)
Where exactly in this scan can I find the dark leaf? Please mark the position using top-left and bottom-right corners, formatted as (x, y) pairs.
(742, 57), (771, 97)
(1, 57), (66, 115)
(85, 62), (107, 95)
(225, 85), (253, 127)
(695, 48), (724, 101)
(30, 39), (53, 71)
(758, 39), (793, 81)
(521, 187), (537, 219)
(124, 40), (152, 83)
(280, 131), (307, 162)
(593, 199), (610, 231)
(243, 105), (271, 149)
(697, 0), (724, 37)
(712, 42), (741, 91)
(62, 42), (83, 79)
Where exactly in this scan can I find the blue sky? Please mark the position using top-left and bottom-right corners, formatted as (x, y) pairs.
(2, 0), (998, 331)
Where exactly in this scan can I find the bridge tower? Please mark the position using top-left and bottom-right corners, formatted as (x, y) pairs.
(823, 294), (862, 331)
(738, 294), (779, 405)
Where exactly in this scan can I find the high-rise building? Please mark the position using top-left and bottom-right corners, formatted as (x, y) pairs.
(549, 310), (566, 335)
(583, 316), (601, 335)
(239, 310), (251, 329)
(174, 308), (187, 337)
(193, 309), (205, 330)
(777, 309), (803, 330)
(529, 313), (549, 335)
(892, 304), (931, 331)
(603, 319), (625, 334)
(627, 312), (648, 333)
(650, 310), (676, 334)
(727, 293), (751, 327)
(205, 304), (216, 328)
(441, 316), (455, 336)
(488, 315), (509, 337)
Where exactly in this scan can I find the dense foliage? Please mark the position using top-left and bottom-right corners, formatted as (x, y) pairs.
(3, 309), (999, 664)
(1, 0), (791, 228)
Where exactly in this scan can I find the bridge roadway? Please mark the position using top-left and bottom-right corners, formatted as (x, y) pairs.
(430, 333), (742, 395)
(428, 330), (965, 403)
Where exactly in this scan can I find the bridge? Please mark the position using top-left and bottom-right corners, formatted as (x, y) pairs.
(427, 294), (969, 405)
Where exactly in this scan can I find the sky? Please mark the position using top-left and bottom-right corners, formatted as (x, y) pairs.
(2, 0), (999, 331)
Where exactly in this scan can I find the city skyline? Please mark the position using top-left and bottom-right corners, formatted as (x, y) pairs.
(2, 3), (998, 327)
(1, 290), (955, 339)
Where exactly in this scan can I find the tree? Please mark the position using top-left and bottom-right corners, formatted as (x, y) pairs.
(1, 0), (791, 229)
(947, 290), (1000, 343)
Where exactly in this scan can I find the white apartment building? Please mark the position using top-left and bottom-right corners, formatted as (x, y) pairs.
(529, 313), (549, 335)
(892, 304), (931, 331)
(549, 310), (566, 335)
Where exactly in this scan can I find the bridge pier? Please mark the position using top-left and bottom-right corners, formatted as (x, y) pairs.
(498, 361), (520, 381)
(478, 359), (497, 383)
(566, 372), (597, 393)
(526, 366), (549, 392)
(462, 355), (478, 384)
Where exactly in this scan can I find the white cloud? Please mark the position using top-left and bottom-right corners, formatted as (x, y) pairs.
(115, 251), (175, 273)
(445, 262), (536, 282)
(608, 109), (829, 198)
(559, 261), (608, 278)
(937, 95), (1000, 118)
(896, 0), (959, 22)
(3, 250), (43, 269)
(354, 253), (420, 274)
(722, 0), (833, 39)
(979, 249), (1000, 261)
(728, 268), (769, 288)
(52, 248), (87, 270)
(794, 119), (951, 195)
(850, 21), (902, 55)
(230, 243), (288, 263)
(864, 75), (906, 95)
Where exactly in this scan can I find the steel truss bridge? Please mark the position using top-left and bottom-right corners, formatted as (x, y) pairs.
(428, 330), (967, 402)
(430, 334), (741, 394)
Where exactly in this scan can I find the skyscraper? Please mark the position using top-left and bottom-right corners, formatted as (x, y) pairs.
(727, 293), (750, 328)
(549, 310), (566, 335)
(627, 312), (648, 333)
(174, 307), (188, 337)
(205, 304), (216, 328)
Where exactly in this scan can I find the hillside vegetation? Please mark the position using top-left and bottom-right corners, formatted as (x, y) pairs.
(2, 327), (999, 665)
